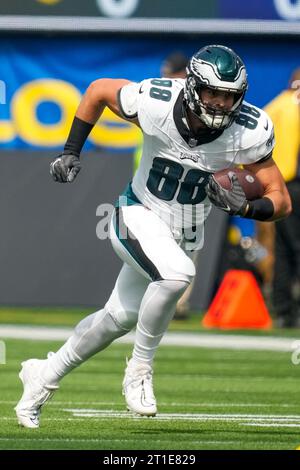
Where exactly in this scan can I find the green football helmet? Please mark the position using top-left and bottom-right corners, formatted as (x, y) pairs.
(184, 45), (248, 129)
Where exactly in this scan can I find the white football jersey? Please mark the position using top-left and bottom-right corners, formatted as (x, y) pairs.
(118, 78), (275, 233)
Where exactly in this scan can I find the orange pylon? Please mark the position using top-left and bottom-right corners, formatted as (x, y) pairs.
(202, 270), (272, 329)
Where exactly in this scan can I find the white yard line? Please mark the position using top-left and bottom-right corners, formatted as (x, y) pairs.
(63, 409), (300, 419)
(57, 409), (300, 427)
(0, 400), (294, 407)
(0, 324), (299, 352)
(244, 423), (300, 428)
(3, 409), (300, 428)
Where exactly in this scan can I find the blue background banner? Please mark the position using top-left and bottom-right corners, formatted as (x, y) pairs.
(0, 35), (299, 150)
(219, 0), (281, 20)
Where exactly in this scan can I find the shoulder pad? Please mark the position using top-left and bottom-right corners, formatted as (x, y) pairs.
(118, 82), (139, 119)
(137, 78), (184, 135)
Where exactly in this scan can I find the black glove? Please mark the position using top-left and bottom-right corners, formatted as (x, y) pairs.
(206, 173), (248, 216)
(50, 153), (81, 183)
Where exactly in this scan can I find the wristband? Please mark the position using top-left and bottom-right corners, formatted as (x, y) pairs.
(64, 116), (94, 157)
(244, 197), (274, 221)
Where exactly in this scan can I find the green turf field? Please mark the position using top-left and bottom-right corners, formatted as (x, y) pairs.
(1, 306), (300, 336)
(1, 337), (300, 450)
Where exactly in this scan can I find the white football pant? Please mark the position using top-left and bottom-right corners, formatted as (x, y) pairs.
(44, 205), (196, 384)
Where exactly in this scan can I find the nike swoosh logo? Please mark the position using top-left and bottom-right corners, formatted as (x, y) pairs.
(222, 205), (232, 212)
(139, 85), (144, 94)
(264, 120), (269, 131)
(30, 416), (39, 424)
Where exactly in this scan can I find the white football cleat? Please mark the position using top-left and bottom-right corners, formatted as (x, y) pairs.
(122, 358), (157, 417)
(15, 355), (59, 429)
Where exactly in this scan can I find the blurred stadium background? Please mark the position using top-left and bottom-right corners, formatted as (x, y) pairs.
(1, 0), (300, 451)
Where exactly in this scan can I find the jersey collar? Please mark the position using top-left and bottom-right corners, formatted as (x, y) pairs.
(173, 90), (224, 147)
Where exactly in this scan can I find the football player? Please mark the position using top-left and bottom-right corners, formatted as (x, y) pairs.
(15, 45), (291, 428)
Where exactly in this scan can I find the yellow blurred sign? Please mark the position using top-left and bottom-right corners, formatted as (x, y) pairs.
(36, 0), (62, 5)
(1, 78), (141, 150)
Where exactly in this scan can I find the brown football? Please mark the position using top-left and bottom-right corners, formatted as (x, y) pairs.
(213, 167), (264, 201)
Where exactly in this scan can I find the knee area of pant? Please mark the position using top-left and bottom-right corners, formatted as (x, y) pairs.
(159, 268), (195, 286)
(155, 278), (190, 297)
(164, 256), (196, 285)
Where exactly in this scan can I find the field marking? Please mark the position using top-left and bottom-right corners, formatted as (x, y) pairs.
(5, 410), (300, 420)
(70, 415), (300, 423)
(245, 423), (300, 428)
(0, 324), (299, 352)
(63, 409), (300, 420)
(0, 400), (296, 408)
(3, 410), (300, 429)
(60, 409), (300, 427)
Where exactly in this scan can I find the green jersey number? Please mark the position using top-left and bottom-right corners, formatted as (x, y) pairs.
(235, 104), (261, 130)
(146, 157), (210, 205)
(149, 79), (172, 102)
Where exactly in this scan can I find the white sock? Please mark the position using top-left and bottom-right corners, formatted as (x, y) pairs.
(42, 308), (130, 384)
(42, 338), (82, 384)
